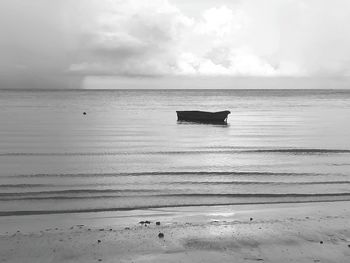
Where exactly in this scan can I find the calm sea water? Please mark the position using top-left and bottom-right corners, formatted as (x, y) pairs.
(0, 89), (350, 216)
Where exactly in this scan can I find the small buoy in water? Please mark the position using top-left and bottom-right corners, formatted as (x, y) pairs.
(158, 233), (164, 238)
(83, 112), (87, 115)
(250, 218), (253, 221)
(156, 222), (161, 226)
(320, 241), (323, 244)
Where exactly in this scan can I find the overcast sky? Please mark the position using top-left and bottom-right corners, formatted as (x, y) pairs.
(1, 0), (350, 88)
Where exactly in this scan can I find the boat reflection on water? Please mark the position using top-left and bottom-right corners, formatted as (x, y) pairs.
(176, 110), (230, 125)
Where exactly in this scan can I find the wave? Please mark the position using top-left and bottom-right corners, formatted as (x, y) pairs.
(252, 149), (350, 154)
(168, 180), (350, 185)
(0, 184), (53, 188)
(0, 152), (131, 157)
(159, 193), (350, 198)
(0, 189), (158, 197)
(1, 148), (349, 156)
(2, 181), (349, 189)
(6, 171), (331, 178)
(1, 192), (349, 201)
(0, 183), (116, 188)
(1, 199), (350, 217)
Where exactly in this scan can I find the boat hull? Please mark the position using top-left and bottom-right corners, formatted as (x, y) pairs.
(176, 110), (230, 124)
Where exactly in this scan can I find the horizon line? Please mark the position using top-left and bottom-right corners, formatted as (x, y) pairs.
(1, 88), (350, 91)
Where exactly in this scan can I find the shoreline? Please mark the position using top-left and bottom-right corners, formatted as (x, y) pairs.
(1, 198), (350, 217)
(1, 201), (349, 262)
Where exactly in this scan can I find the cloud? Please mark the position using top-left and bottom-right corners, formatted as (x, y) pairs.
(69, 0), (193, 77)
(70, 1), (278, 77)
(71, 0), (350, 77)
(1, 0), (350, 88)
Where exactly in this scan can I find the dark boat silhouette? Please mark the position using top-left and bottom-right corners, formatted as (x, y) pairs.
(176, 110), (230, 124)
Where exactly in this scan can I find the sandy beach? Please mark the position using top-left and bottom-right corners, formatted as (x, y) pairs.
(1, 201), (349, 263)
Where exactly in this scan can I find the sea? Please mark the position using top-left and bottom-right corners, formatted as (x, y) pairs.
(0, 89), (350, 216)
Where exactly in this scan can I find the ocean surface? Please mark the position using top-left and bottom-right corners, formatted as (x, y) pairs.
(0, 89), (350, 216)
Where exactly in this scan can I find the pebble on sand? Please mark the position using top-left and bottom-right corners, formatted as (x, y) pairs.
(158, 233), (164, 238)
(139, 221), (151, 225)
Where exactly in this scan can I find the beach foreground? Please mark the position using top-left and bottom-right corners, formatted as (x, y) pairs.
(0, 201), (349, 263)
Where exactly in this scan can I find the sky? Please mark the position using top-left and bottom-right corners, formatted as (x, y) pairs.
(1, 0), (350, 89)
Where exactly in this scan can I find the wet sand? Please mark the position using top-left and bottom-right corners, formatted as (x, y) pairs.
(0, 201), (349, 263)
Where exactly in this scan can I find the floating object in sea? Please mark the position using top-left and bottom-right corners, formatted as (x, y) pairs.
(83, 112), (87, 115)
(176, 110), (230, 124)
(158, 233), (164, 238)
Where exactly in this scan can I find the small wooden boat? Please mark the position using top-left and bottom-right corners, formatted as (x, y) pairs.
(176, 110), (230, 124)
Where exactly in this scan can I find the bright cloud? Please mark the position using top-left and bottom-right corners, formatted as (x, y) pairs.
(1, 0), (350, 88)
(69, 0), (350, 77)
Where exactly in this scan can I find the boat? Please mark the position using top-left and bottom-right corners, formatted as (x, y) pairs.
(176, 110), (230, 124)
